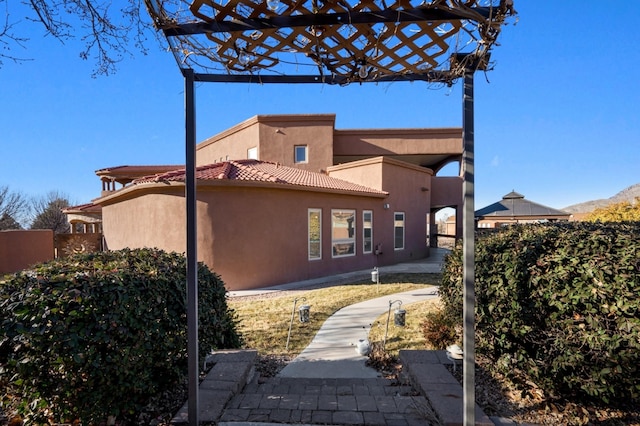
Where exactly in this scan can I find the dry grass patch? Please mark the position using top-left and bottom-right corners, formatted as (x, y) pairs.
(368, 298), (442, 356)
(228, 273), (440, 357)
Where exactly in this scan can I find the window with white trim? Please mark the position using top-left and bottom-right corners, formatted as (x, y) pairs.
(394, 212), (405, 250)
(308, 208), (322, 260)
(331, 209), (355, 257)
(294, 145), (308, 163)
(247, 146), (258, 159)
(363, 210), (373, 253)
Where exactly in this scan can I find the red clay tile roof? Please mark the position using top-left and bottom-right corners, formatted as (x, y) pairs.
(132, 160), (387, 195)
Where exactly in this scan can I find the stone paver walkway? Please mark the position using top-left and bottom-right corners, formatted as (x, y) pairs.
(218, 376), (435, 425)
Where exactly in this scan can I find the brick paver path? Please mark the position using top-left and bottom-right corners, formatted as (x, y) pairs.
(218, 376), (436, 425)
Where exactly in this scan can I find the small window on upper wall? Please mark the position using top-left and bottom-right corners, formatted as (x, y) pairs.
(247, 147), (258, 159)
(294, 145), (308, 163)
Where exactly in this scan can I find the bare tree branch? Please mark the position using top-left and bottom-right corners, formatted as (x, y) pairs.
(30, 190), (71, 234)
(0, 4), (33, 67)
(1, 0), (154, 76)
(0, 185), (31, 229)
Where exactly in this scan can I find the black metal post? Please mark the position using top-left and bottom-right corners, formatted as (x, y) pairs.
(462, 68), (475, 425)
(184, 68), (199, 426)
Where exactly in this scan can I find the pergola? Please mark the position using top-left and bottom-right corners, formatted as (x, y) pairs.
(142, 0), (516, 424)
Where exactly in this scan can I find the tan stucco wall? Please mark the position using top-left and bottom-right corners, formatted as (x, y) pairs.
(200, 185), (385, 289)
(431, 176), (463, 209)
(101, 188), (188, 253)
(328, 157), (432, 261)
(196, 114), (336, 171)
(0, 230), (54, 274)
(97, 115), (464, 289)
(102, 182), (393, 290)
(333, 128), (462, 157)
(257, 115), (335, 173)
(196, 115), (461, 174)
(197, 117), (262, 165)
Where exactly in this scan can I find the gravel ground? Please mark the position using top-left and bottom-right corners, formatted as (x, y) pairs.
(445, 357), (640, 426)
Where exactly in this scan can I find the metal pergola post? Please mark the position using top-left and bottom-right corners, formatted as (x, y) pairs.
(184, 68), (199, 426)
(140, 3), (515, 424)
(462, 68), (476, 426)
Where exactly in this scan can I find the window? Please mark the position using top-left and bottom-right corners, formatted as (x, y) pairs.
(308, 209), (321, 260)
(394, 212), (405, 250)
(247, 146), (258, 159)
(426, 214), (430, 246)
(363, 210), (373, 253)
(294, 145), (308, 163)
(332, 209), (355, 257)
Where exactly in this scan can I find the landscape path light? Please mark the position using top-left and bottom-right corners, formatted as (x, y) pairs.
(383, 299), (403, 350)
(371, 266), (379, 293)
(394, 306), (406, 327)
(286, 296), (307, 351)
(298, 304), (311, 323)
(446, 344), (464, 373)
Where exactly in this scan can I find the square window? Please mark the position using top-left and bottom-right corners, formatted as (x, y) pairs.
(247, 146), (258, 159)
(294, 145), (308, 163)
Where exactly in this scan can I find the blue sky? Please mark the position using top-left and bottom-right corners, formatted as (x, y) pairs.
(1, 1), (638, 212)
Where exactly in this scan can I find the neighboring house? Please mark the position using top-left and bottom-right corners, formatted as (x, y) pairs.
(84, 114), (465, 290)
(475, 191), (571, 228)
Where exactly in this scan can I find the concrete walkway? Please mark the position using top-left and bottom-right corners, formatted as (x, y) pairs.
(172, 249), (524, 425)
(278, 287), (440, 379)
(228, 248), (447, 298)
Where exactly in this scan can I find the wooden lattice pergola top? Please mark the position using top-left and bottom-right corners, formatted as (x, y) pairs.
(144, 0), (516, 84)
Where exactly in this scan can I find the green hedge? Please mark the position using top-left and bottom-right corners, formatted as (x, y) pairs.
(439, 222), (640, 403)
(0, 248), (242, 423)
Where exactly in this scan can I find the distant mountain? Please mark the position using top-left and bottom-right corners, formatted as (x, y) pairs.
(563, 183), (640, 214)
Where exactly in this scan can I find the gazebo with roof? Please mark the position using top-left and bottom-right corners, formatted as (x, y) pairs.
(476, 191), (571, 227)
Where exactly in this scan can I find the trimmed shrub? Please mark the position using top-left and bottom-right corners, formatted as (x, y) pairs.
(0, 248), (242, 424)
(440, 222), (640, 404)
(420, 307), (459, 350)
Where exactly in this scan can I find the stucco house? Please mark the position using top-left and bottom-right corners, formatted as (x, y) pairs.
(475, 191), (571, 228)
(89, 114), (464, 290)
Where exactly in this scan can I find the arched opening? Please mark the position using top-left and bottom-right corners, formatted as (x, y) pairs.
(434, 206), (456, 249)
(434, 159), (461, 177)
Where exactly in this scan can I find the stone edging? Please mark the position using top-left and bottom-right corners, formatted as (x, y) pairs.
(399, 349), (494, 426)
(171, 349), (258, 424)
